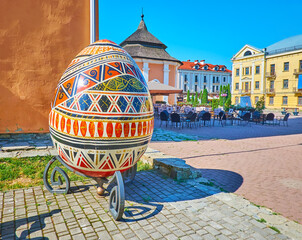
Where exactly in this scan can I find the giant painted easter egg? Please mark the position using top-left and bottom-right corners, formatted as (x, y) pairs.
(49, 40), (154, 177)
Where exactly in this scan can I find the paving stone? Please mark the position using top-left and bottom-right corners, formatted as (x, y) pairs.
(0, 157), (300, 240)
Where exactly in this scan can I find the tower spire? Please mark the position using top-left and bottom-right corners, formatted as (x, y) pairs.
(138, 9), (147, 30)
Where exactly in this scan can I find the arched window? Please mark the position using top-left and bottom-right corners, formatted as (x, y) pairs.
(244, 50), (252, 56)
(204, 65), (208, 70)
(194, 65), (199, 70)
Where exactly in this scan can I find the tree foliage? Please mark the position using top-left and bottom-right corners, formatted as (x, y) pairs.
(187, 90), (190, 102)
(202, 88), (208, 104)
(255, 96), (265, 112)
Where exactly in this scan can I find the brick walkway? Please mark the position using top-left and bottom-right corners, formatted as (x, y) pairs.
(0, 171), (294, 240)
(150, 117), (302, 224)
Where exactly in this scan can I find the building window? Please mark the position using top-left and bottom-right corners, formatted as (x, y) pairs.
(299, 60), (302, 70)
(213, 76), (215, 83)
(245, 67), (249, 75)
(235, 83), (239, 90)
(204, 76), (207, 83)
(223, 77), (226, 82)
(214, 66), (219, 71)
(204, 85), (206, 89)
(221, 67), (225, 71)
(184, 84), (187, 91)
(255, 66), (260, 74)
(255, 96), (259, 104)
(235, 97), (239, 104)
(212, 86), (215, 92)
(270, 64), (275, 74)
(255, 81), (259, 89)
(216, 77), (219, 83)
(195, 85), (198, 92)
(204, 65), (208, 70)
(195, 75), (198, 83)
(216, 86), (219, 91)
(284, 62), (289, 71)
(184, 75), (188, 82)
(244, 50), (252, 56)
(282, 96), (288, 105)
(269, 96), (274, 105)
(270, 81), (274, 90)
(194, 65), (199, 70)
(298, 96), (302, 105)
(244, 82), (249, 92)
(283, 79), (288, 89)
(236, 69), (239, 76)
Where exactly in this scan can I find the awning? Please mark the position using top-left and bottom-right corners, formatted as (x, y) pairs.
(147, 80), (183, 95)
(240, 96), (252, 107)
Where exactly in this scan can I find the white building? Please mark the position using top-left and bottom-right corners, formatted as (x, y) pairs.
(178, 60), (232, 95)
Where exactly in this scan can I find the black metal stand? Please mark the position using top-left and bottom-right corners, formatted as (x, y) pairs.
(43, 156), (137, 221)
(43, 157), (70, 194)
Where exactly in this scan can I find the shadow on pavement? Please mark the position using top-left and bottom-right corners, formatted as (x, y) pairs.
(1, 209), (61, 240)
(120, 169), (243, 222)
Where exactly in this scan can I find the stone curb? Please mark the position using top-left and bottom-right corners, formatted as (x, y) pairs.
(141, 147), (202, 180)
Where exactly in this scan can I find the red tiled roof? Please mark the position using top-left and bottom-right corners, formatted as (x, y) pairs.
(179, 61), (232, 73)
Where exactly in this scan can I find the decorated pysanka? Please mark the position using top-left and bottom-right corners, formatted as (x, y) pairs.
(49, 40), (154, 177)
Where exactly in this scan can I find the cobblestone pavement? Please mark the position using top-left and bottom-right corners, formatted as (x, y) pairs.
(151, 128), (199, 142)
(150, 117), (302, 225)
(2, 170), (300, 240)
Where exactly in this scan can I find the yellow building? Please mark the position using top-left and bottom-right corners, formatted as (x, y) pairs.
(231, 35), (302, 112)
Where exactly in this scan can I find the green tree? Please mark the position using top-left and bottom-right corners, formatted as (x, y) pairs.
(195, 92), (199, 104)
(255, 96), (265, 113)
(202, 88), (208, 104)
(199, 90), (203, 101)
(187, 90), (190, 102)
(211, 99), (219, 110)
(191, 94), (195, 105)
(219, 92), (224, 107)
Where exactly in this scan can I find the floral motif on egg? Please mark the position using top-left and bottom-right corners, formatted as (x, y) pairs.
(49, 40), (154, 177)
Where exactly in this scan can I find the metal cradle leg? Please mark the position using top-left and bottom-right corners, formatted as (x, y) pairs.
(43, 157), (70, 194)
(108, 171), (125, 221)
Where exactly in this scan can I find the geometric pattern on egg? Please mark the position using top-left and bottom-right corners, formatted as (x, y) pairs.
(49, 40), (154, 178)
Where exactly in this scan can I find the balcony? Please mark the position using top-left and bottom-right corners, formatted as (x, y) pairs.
(239, 89), (251, 95)
(293, 69), (302, 75)
(266, 88), (275, 94)
(266, 72), (276, 79)
(293, 87), (302, 94)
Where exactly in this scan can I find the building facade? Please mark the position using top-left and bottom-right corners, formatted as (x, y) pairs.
(0, 0), (99, 133)
(120, 15), (182, 105)
(232, 35), (302, 110)
(178, 60), (232, 96)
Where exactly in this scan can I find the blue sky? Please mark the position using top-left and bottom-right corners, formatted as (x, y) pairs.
(99, 0), (302, 69)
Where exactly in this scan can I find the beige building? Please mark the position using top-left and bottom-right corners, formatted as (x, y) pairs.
(232, 35), (302, 111)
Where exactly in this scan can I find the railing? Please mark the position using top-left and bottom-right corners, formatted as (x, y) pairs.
(266, 44), (302, 55)
(293, 69), (302, 75)
(266, 88), (275, 94)
(293, 87), (302, 93)
(265, 72), (276, 78)
(239, 89), (251, 94)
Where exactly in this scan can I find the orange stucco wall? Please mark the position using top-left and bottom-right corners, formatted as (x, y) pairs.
(136, 62), (143, 69)
(149, 63), (164, 83)
(168, 65), (177, 104)
(0, 1), (90, 133)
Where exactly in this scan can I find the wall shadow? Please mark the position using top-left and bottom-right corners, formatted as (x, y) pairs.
(1, 209), (61, 240)
(119, 169), (243, 222)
